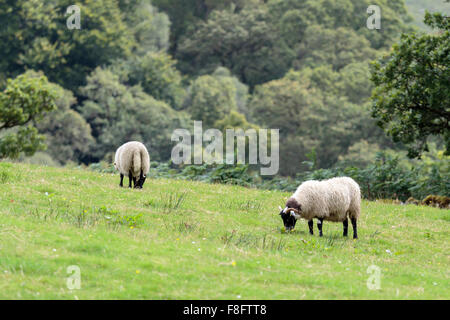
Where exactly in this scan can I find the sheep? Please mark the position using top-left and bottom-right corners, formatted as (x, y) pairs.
(114, 141), (150, 189)
(278, 177), (361, 239)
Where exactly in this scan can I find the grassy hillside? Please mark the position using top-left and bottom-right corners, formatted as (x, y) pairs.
(0, 163), (448, 299)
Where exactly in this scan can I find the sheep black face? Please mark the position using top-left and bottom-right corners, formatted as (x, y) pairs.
(279, 206), (300, 232)
(279, 198), (302, 232)
(134, 174), (147, 189)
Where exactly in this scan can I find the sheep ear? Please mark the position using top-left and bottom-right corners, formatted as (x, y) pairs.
(278, 206), (284, 215)
(290, 211), (301, 220)
(282, 207), (287, 213)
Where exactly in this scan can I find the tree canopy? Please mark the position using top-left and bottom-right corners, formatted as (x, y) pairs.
(0, 72), (57, 159)
(0, 0), (447, 182)
(371, 12), (450, 157)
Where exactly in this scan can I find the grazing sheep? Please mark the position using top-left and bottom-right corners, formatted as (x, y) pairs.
(114, 141), (150, 189)
(278, 177), (361, 239)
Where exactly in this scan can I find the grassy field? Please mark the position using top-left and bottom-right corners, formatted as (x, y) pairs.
(0, 162), (448, 299)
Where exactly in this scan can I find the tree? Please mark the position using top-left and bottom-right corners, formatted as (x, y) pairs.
(184, 73), (237, 127)
(152, 0), (261, 53)
(337, 62), (374, 105)
(112, 52), (186, 110)
(248, 77), (324, 175)
(79, 67), (191, 162)
(213, 110), (258, 131)
(337, 140), (382, 168)
(121, 0), (171, 54)
(294, 25), (377, 70)
(285, 64), (398, 151)
(0, 0), (134, 92)
(0, 73), (57, 159)
(267, 0), (413, 50)
(177, 7), (290, 87)
(211, 67), (249, 116)
(370, 12), (450, 157)
(6, 70), (95, 164)
(34, 80), (94, 164)
(248, 67), (390, 175)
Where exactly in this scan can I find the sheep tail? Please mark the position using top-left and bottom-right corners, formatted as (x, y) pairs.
(132, 150), (141, 177)
(140, 146), (150, 175)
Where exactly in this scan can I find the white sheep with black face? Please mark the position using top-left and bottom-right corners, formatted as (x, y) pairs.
(114, 141), (150, 189)
(279, 177), (361, 238)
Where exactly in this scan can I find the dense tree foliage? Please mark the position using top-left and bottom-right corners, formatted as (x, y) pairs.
(0, 0), (171, 93)
(152, 0), (261, 53)
(248, 74), (367, 175)
(0, 73), (57, 159)
(184, 71), (238, 128)
(121, 0), (171, 54)
(0, 0), (448, 196)
(79, 68), (190, 162)
(177, 6), (289, 87)
(35, 80), (94, 165)
(0, 0), (134, 92)
(295, 25), (377, 70)
(111, 52), (186, 110)
(371, 12), (450, 157)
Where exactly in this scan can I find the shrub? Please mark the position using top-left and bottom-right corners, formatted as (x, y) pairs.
(88, 151), (449, 201)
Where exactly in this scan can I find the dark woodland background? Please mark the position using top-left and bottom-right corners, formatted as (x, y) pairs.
(0, 0), (448, 200)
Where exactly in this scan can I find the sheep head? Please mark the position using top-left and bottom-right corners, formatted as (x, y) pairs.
(278, 205), (301, 232)
(134, 173), (147, 189)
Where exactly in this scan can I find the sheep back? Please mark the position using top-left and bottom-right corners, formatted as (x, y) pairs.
(114, 141), (150, 178)
(289, 177), (360, 222)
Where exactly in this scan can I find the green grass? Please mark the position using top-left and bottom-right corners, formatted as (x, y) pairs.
(0, 162), (448, 299)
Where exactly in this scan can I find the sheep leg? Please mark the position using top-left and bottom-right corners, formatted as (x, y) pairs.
(317, 218), (323, 237)
(135, 169), (144, 189)
(308, 220), (314, 235)
(139, 169), (144, 188)
(128, 171), (133, 188)
(119, 174), (124, 187)
(351, 217), (358, 239)
(132, 177), (137, 188)
(343, 218), (348, 237)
